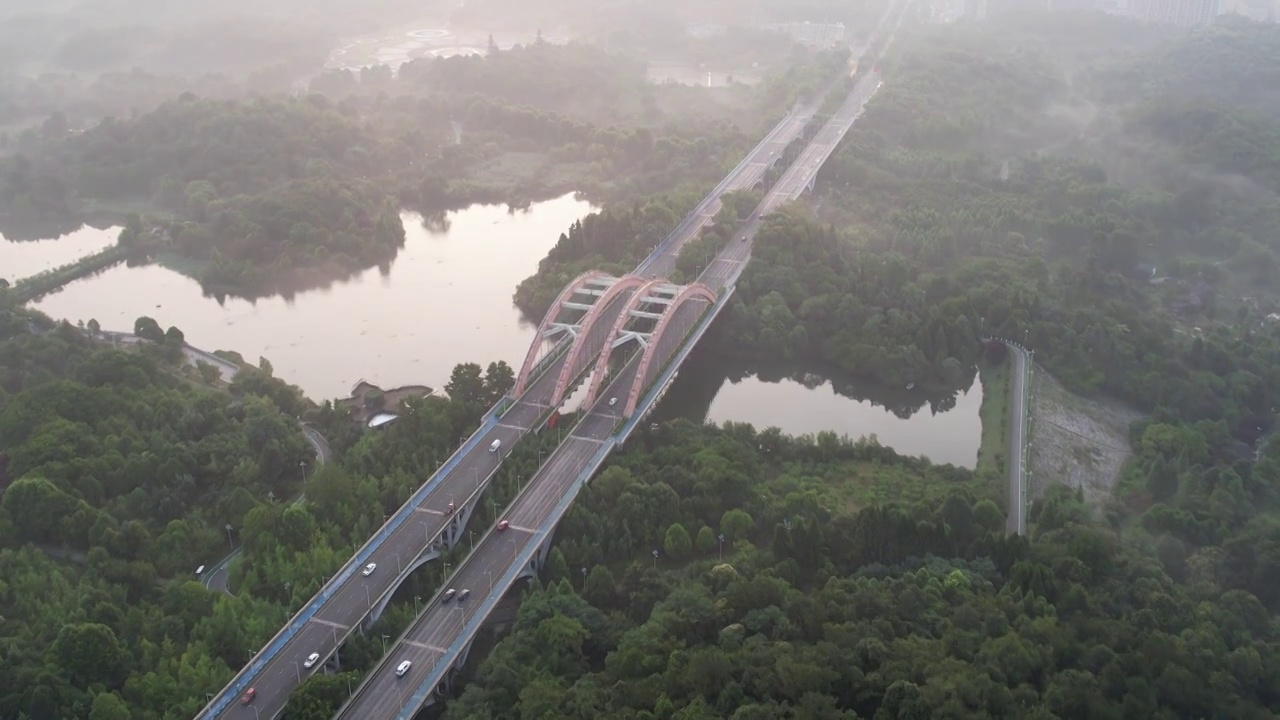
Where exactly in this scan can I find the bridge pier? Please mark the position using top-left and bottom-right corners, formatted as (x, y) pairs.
(363, 478), (500, 628)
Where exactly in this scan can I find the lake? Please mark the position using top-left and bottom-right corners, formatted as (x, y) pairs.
(1, 224), (121, 284)
(26, 194), (982, 465)
(653, 354), (983, 468)
(30, 194), (597, 400)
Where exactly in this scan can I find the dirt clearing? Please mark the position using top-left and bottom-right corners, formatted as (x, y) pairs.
(1030, 367), (1143, 507)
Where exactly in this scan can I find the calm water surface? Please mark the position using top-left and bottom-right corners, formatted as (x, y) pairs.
(24, 197), (982, 465)
(705, 374), (982, 467)
(31, 195), (596, 400)
(1, 225), (120, 284)
(655, 355), (983, 467)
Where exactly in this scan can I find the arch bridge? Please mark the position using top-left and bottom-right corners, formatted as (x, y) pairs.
(512, 273), (717, 419)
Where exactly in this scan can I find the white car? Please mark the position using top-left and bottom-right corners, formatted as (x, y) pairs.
(303, 652), (320, 669)
(608, 397), (618, 407)
(362, 563), (377, 577)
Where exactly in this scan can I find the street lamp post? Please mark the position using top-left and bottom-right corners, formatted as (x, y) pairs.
(365, 586), (371, 608)
(718, 533), (725, 560)
(225, 524), (234, 550)
(415, 595), (422, 614)
(485, 570), (493, 596)
(380, 634), (389, 654)
(292, 661), (301, 682)
(581, 566), (587, 592)
(652, 549), (659, 568)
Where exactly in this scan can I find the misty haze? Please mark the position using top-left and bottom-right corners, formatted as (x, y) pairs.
(2, 0), (1280, 718)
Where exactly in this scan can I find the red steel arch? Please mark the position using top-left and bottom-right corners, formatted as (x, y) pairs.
(548, 274), (650, 407)
(624, 283), (717, 416)
(512, 270), (611, 395)
(581, 278), (672, 410)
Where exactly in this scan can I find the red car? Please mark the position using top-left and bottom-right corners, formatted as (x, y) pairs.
(497, 520), (509, 532)
(241, 688), (256, 704)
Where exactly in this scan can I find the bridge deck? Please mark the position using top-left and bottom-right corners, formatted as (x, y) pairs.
(334, 62), (888, 720)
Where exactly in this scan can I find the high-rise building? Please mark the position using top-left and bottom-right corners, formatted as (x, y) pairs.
(1048, 0), (1099, 9)
(1131, 0), (1221, 24)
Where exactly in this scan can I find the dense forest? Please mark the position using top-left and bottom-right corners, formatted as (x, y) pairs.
(441, 420), (1280, 719)
(520, 15), (1280, 427)
(5, 7), (1280, 720)
(456, 13), (1280, 718)
(0, 305), (530, 718)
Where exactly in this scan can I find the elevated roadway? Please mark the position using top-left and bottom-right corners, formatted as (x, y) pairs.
(334, 9), (912, 716)
(199, 69), (841, 720)
(337, 59), (897, 720)
(201, 347), (575, 720)
(337, 279), (713, 720)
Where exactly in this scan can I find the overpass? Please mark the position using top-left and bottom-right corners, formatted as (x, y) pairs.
(196, 76), (829, 720)
(333, 56), (893, 720)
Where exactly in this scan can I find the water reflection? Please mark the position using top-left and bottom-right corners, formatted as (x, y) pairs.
(30, 194), (597, 400)
(0, 225), (121, 283)
(655, 354), (982, 467)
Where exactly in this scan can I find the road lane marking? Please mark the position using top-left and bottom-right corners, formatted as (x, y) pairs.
(405, 640), (448, 653)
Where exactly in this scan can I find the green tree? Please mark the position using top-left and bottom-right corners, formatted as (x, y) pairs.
(133, 315), (164, 342)
(696, 525), (717, 555)
(445, 362), (487, 405)
(720, 509), (753, 542)
(663, 522), (693, 560)
(54, 622), (125, 685)
(89, 692), (131, 720)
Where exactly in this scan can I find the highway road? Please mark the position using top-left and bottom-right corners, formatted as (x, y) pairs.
(642, 107), (818, 280)
(336, 306), (704, 719)
(697, 72), (885, 293)
(337, 9), (909, 718)
(1006, 344), (1029, 536)
(207, 347), (573, 719)
(205, 91), (829, 719)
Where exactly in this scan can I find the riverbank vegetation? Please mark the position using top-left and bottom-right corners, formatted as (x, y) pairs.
(473, 17), (1280, 717)
(0, 307), (528, 717)
(0, 38), (845, 298)
(0, 310), (315, 717)
(443, 434), (1280, 718)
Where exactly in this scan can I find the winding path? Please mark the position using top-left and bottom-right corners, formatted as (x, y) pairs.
(202, 423), (332, 595)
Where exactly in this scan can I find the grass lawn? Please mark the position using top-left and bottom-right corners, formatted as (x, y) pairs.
(975, 357), (1011, 491)
(771, 456), (996, 514)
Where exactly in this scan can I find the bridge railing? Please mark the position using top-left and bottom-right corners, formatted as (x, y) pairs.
(196, 337), (572, 718)
(618, 287), (737, 442)
(383, 439), (619, 720)
(636, 105), (800, 275)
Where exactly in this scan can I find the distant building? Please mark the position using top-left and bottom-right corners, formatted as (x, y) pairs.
(1220, 0), (1276, 20)
(765, 21), (847, 48)
(1128, 0), (1222, 24)
(1047, 0), (1098, 9)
